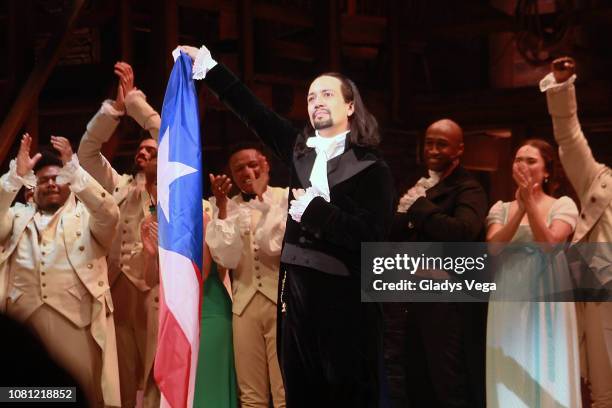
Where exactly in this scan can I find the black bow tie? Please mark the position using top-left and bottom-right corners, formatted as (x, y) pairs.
(241, 192), (257, 202)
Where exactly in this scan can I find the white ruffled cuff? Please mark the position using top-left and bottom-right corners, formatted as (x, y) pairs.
(100, 99), (125, 117)
(288, 187), (328, 223)
(57, 154), (88, 193)
(396, 187), (426, 213)
(192, 46), (217, 80)
(539, 72), (577, 93)
(2, 159), (36, 192)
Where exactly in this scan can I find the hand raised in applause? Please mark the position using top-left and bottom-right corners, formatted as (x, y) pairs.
(112, 61), (136, 111)
(50, 136), (74, 165)
(209, 173), (232, 219)
(15, 133), (42, 177)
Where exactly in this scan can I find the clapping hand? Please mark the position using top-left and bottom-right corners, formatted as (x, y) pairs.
(15, 133), (42, 177)
(50, 136), (73, 165)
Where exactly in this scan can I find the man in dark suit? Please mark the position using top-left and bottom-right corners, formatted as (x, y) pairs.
(180, 45), (395, 408)
(391, 119), (488, 408)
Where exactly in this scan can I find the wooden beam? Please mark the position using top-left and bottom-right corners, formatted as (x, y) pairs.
(0, 0), (85, 163)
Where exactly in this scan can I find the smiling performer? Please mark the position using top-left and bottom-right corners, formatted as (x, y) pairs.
(205, 142), (287, 408)
(0, 134), (120, 407)
(180, 44), (395, 408)
(77, 62), (160, 407)
(390, 119), (488, 408)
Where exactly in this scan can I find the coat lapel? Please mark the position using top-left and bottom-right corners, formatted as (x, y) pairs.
(294, 148), (316, 188)
(425, 166), (465, 201)
(327, 148), (376, 190)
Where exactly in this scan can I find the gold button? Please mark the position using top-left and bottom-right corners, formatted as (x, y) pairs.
(41, 261), (45, 266)
(98, 281), (104, 287)
(87, 264), (93, 269)
(254, 256), (259, 261)
(75, 213), (80, 218)
(602, 183), (607, 189)
(79, 246), (84, 251)
(41, 271), (46, 276)
(101, 192), (106, 197)
(76, 231), (82, 237)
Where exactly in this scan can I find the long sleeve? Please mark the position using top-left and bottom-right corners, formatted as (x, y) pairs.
(546, 83), (605, 200)
(203, 64), (299, 165)
(77, 104), (122, 193)
(403, 180), (487, 242)
(125, 89), (161, 142)
(204, 198), (244, 269)
(0, 171), (21, 244)
(73, 165), (120, 250)
(300, 161), (395, 251)
(253, 188), (288, 256)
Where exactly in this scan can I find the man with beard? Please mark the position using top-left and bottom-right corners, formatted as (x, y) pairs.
(390, 119), (488, 408)
(205, 143), (287, 408)
(77, 61), (160, 407)
(179, 45), (395, 408)
(0, 134), (120, 407)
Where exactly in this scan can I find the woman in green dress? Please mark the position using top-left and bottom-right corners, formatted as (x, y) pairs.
(194, 207), (238, 408)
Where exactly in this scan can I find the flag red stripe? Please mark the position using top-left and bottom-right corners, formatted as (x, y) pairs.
(155, 281), (192, 408)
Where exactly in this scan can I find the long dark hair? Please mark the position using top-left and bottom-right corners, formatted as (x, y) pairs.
(296, 72), (381, 154)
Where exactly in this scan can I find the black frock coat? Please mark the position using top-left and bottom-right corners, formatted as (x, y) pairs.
(204, 64), (395, 407)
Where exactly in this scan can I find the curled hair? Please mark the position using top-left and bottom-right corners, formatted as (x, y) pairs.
(517, 138), (560, 195)
(296, 72), (381, 153)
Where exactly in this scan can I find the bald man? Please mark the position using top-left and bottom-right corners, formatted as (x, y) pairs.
(390, 119), (488, 408)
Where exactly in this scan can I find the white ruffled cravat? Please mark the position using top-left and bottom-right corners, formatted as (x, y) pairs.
(288, 130), (349, 222)
(305, 130), (348, 200)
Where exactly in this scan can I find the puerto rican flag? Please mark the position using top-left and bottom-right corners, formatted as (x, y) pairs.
(155, 51), (203, 408)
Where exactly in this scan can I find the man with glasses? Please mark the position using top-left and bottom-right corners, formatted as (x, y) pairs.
(0, 134), (120, 407)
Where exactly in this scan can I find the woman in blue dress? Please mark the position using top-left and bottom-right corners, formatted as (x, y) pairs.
(486, 139), (581, 407)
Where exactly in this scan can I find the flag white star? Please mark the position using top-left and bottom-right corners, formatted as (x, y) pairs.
(157, 126), (198, 223)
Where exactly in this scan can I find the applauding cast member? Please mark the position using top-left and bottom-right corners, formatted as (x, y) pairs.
(0, 135), (120, 407)
(77, 62), (161, 408)
(205, 143), (287, 408)
(486, 139), (580, 407)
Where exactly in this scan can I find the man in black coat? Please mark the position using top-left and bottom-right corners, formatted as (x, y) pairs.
(390, 119), (488, 408)
(180, 45), (395, 408)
